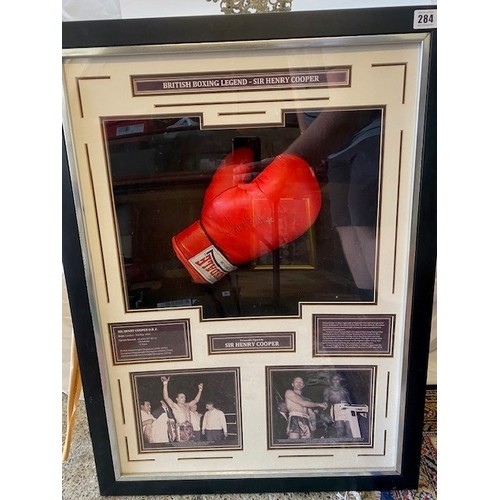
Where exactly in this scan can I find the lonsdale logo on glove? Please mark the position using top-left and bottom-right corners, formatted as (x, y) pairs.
(189, 245), (237, 284)
(172, 151), (322, 284)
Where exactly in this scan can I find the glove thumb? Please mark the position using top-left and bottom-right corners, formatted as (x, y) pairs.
(204, 147), (255, 205)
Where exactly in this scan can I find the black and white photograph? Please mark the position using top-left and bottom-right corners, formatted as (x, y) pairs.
(267, 366), (375, 449)
(131, 368), (242, 452)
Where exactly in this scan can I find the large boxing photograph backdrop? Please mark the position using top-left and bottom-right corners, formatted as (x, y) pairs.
(62, 7), (436, 496)
(108, 109), (381, 317)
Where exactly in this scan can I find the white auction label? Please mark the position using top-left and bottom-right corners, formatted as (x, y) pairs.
(413, 9), (437, 29)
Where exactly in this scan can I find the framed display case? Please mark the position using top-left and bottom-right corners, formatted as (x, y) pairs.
(62, 5), (436, 496)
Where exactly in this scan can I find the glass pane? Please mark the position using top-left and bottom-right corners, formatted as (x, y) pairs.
(106, 108), (382, 318)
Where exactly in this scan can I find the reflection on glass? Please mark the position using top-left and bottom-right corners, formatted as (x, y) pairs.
(105, 108), (382, 317)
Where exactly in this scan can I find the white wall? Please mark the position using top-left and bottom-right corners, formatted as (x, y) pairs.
(63, 0), (437, 21)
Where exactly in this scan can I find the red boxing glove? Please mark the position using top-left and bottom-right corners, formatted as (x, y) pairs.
(172, 153), (322, 284)
(203, 147), (256, 205)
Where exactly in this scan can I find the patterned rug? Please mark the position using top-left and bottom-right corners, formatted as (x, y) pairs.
(358, 385), (437, 500)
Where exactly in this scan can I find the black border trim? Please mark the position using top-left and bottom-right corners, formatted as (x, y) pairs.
(63, 6), (435, 48)
(62, 5), (437, 496)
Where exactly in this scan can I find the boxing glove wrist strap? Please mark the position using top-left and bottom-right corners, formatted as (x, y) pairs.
(172, 220), (237, 284)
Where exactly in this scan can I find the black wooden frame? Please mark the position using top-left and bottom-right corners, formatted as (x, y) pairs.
(62, 5), (436, 496)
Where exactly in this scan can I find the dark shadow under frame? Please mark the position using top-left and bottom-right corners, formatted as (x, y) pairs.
(62, 5), (437, 496)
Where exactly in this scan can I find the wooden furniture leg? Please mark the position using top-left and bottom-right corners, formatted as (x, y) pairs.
(62, 334), (82, 461)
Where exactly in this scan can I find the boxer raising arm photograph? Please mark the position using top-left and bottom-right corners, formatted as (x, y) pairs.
(160, 376), (203, 442)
